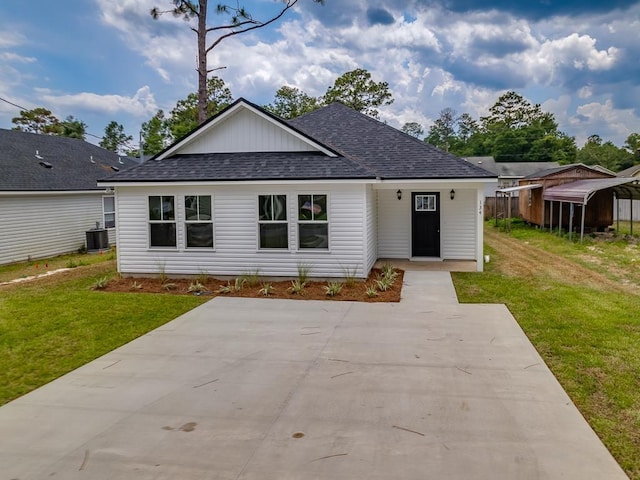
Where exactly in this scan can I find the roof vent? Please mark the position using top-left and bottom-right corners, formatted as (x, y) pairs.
(39, 161), (53, 169)
(111, 166), (120, 172)
(35, 150), (43, 160)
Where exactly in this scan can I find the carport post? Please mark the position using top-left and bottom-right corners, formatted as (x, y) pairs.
(569, 203), (574, 241)
(616, 193), (619, 233)
(580, 203), (586, 243)
(559, 202), (563, 236)
(631, 198), (634, 236)
(549, 200), (553, 233)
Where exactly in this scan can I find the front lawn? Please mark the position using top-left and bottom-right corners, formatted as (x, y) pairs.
(0, 261), (206, 405)
(453, 222), (640, 479)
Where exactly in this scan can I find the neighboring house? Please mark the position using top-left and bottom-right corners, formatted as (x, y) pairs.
(464, 157), (560, 197)
(100, 99), (496, 278)
(616, 164), (640, 221)
(0, 129), (137, 265)
(517, 163), (640, 235)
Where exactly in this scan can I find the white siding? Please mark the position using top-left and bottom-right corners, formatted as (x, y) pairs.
(614, 199), (640, 221)
(0, 193), (105, 265)
(364, 185), (378, 274)
(116, 184), (368, 278)
(377, 189), (410, 258)
(179, 109), (315, 154)
(441, 189), (477, 260)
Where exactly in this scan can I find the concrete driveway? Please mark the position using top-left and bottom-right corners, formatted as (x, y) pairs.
(0, 272), (628, 479)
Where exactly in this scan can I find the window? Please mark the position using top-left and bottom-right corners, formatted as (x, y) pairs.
(258, 195), (288, 249)
(148, 195), (176, 247)
(298, 194), (328, 249)
(185, 195), (213, 248)
(415, 194), (436, 212)
(103, 196), (115, 229)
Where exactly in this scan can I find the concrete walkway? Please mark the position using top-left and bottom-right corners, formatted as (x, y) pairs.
(0, 272), (628, 479)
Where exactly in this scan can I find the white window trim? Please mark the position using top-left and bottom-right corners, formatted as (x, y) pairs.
(297, 193), (330, 251)
(148, 195), (177, 249)
(102, 195), (116, 230)
(257, 193), (289, 251)
(184, 194), (215, 250)
(415, 194), (437, 212)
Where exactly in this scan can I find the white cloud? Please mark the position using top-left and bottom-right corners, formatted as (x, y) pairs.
(37, 86), (158, 118)
(0, 52), (35, 63)
(570, 99), (639, 146)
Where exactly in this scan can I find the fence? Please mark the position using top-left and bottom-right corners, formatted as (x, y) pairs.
(484, 196), (520, 220)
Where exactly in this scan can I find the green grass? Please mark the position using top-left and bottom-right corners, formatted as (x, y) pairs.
(453, 222), (640, 478)
(0, 262), (207, 405)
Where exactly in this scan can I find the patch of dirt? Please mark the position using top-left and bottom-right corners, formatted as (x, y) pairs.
(0, 262), (115, 291)
(484, 228), (639, 294)
(101, 268), (404, 303)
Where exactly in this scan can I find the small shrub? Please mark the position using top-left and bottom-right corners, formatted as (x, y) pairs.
(234, 277), (246, 291)
(381, 263), (398, 282)
(297, 263), (312, 284)
(375, 277), (393, 292)
(258, 282), (274, 296)
(365, 285), (379, 298)
(217, 282), (233, 294)
(130, 281), (143, 290)
(342, 266), (358, 288)
(187, 281), (207, 294)
(197, 270), (209, 285)
(163, 282), (178, 291)
(92, 276), (109, 290)
(289, 279), (306, 295)
(325, 282), (343, 297)
(157, 262), (168, 283)
(240, 269), (261, 287)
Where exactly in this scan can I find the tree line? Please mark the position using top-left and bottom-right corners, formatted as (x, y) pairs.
(11, 79), (639, 172)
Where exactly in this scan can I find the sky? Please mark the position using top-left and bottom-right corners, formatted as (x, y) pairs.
(1, 0), (639, 151)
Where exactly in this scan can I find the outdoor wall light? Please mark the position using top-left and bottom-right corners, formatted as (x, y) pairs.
(450, 189), (456, 200)
(397, 189), (402, 200)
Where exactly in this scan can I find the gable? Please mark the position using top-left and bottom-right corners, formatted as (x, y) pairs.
(158, 100), (335, 158)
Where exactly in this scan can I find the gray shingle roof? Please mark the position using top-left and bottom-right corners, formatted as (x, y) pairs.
(289, 103), (495, 180)
(105, 151), (375, 182)
(0, 128), (138, 191)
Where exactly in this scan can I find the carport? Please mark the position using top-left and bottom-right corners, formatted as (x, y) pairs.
(494, 184), (542, 231)
(543, 177), (640, 242)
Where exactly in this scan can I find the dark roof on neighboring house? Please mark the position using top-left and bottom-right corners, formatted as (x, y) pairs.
(107, 151), (374, 182)
(289, 103), (495, 180)
(0, 128), (137, 191)
(463, 157), (560, 178)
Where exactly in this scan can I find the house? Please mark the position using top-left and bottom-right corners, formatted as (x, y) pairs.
(0, 128), (137, 265)
(464, 157), (560, 196)
(517, 163), (640, 237)
(99, 99), (496, 278)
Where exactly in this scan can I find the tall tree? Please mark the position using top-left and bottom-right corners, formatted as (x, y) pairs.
(167, 76), (233, 139)
(624, 133), (640, 159)
(58, 115), (87, 140)
(401, 122), (424, 139)
(323, 68), (394, 119)
(11, 107), (60, 134)
(425, 108), (457, 151)
(264, 86), (320, 119)
(100, 121), (134, 154)
(480, 91), (551, 130)
(151, 0), (324, 125)
(141, 110), (171, 156)
(577, 134), (632, 171)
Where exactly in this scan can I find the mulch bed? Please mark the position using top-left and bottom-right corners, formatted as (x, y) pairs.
(101, 268), (403, 303)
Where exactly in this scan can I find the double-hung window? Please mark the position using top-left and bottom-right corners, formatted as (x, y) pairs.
(185, 195), (213, 248)
(298, 194), (328, 249)
(148, 195), (176, 247)
(103, 196), (115, 229)
(258, 195), (288, 249)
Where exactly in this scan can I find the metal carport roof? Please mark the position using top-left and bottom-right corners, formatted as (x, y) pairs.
(543, 178), (640, 205)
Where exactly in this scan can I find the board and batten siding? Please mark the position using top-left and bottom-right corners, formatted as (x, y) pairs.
(115, 184), (370, 278)
(0, 193), (105, 265)
(377, 187), (479, 261)
(178, 108), (314, 154)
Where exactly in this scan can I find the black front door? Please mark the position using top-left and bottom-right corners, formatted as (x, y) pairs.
(411, 192), (441, 257)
